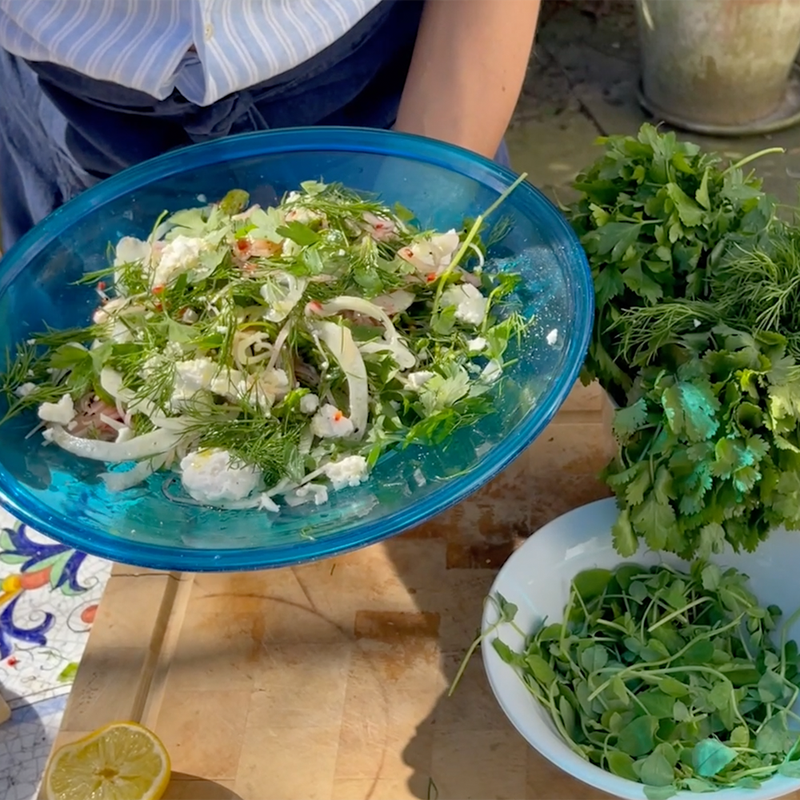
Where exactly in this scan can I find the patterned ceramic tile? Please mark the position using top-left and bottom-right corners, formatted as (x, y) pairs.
(0, 507), (111, 800)
(0, 694), (69, 799)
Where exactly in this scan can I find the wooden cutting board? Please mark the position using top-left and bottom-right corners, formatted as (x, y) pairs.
(46, 383), (623, 800)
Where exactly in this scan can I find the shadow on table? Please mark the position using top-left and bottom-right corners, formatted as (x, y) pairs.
(163, 772), (244, 800)
(378, 430), (615, 800)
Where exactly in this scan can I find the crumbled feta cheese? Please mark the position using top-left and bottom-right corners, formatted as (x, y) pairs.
(300, 393), (320, 414)
(165, 341), (184, 359)
(546, 329), (559, 346)
(693, 318), (702, 329)
(180, 449), (262, 504)
(38, 394), (75, 426)
(310, 404), (355, 439)
(467, 337), (487, 353)
(481, 360), (503, 384)
(114, 236), (151, 267)
(407, 371), (435, 390)
(208, 368), (244, 400)
(174, 358), (217, 395)
(181, 308), (199, 324)
(153, 235), (206, 287)
(441, 284), (488, 326)
(323, 456), (369, 490)
(15, 382), (37, 398)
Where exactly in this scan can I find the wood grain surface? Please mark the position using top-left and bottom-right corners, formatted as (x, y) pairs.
(45, 383), (627, 800)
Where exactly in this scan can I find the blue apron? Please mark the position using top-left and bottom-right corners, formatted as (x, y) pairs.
(0, 0), (510, 251)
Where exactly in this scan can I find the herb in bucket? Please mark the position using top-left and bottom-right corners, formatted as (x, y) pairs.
(488, 562), (800, 799)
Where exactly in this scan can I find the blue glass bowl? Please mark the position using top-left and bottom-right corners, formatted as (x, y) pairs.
(0, 127), (592, 571)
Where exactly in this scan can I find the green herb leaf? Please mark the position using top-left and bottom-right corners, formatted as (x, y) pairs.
(692, 739), (738, 777)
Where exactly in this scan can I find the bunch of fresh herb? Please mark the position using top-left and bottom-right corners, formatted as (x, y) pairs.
(591, 216), (800, 558)
(567, 123), (780, 404)
(490, 562), (800, 799)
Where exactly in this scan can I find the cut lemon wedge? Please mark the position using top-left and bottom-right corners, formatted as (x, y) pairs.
(44, 721), (171, 800)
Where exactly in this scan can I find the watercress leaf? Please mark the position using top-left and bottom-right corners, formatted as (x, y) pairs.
(607, 751), (639, 781)
(492, 638), (519, 665)
(701, 564), (722, 591)
(757, 670), (785, 704)
(629, 581), (649, 604)
(643, 785), (677, 800)
(617, 715), (658, 757)
(673, 700), (691, 722)
(639, 690), (676, 719)
(692, 739), (738, 777)
(559, 695), (577, 739)
(525, 654), (557, 688)
(573, 569), (613, 603)
(683, 778), (717, 793)
(495, 593), (518, 623)
(756, 713), (792, 754)
(681, 639), (715, 665)
(778, 761), (800, 778)
(707, 681), (733, 712)
(580, 645), (609, 673)
(729, 726), (750, 748)
(639, 750), (675, 787)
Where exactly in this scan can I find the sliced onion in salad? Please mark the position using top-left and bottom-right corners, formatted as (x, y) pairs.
(45, 424), (185, 463)
(309, 320), (369, 437)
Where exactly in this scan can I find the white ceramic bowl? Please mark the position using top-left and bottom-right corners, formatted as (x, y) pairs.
(482, 498), (800, 800)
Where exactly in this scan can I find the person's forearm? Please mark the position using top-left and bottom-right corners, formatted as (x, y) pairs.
(395, 0), (541, 159)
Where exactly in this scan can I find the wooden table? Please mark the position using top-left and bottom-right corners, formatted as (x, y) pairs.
(46, 383), (619, 800)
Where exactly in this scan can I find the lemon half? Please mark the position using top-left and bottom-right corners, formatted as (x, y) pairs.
(44, 721), (171, 800)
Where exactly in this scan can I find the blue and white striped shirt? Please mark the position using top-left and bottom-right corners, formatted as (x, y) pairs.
(0, 0), (382, 107)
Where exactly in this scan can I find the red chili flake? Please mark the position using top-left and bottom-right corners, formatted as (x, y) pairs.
(333, 410), (344, 422)
(97, 281), (107, 291)
(307, 301), (323, 314)
(154, 302), (163, 312)
(236, 239), (250, 254)
(426, 272), (438, 283)
(7, 656), (18, 667)
(152, 285), (165, 295)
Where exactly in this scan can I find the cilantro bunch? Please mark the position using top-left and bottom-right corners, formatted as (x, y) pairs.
(568, 124), (778, 404)
(606, 325), (800, 558)
(492, 562), (800, 800)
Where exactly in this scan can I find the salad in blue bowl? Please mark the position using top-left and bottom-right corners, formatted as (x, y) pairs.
(0, 127), (592, 571)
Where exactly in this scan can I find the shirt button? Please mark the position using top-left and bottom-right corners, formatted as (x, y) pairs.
(204, 23), (214, 41)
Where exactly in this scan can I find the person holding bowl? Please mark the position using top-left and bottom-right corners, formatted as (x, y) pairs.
(0, 0), (541, 251)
